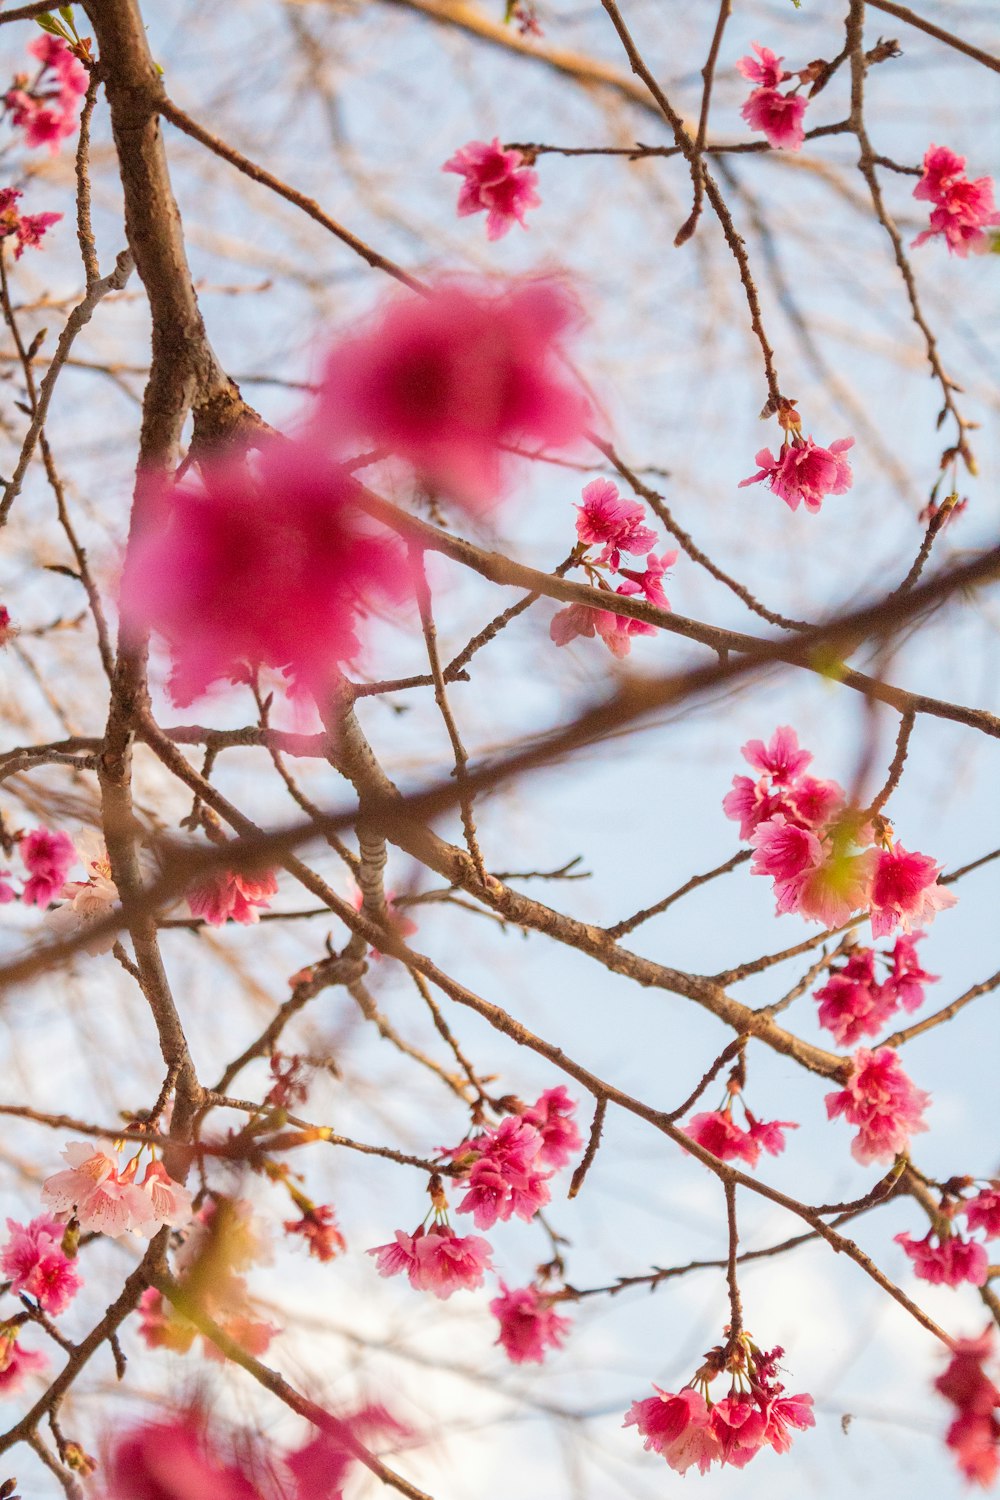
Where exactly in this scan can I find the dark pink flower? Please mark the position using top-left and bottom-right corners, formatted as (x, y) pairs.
(814, 948), (898, 1045)
(736, 43), (790, 89)
(318, 280), (589, 509)
(411, 1225), (493, 1297)
(895, 1228), (988, 1287)
(0, 187), (61, 258)
(0, 1333), (47, 1395)
(443, 138), (540, 240)
(882, 931), (936, 1012)
(913, 144), (969, 204)
(742, 725), (812, 784)
(623, 549), (677, 608)
(490, 1283), (571, 1363)
(723, 774), (784, 840)
(761, 1391), (815, 1453)
(284, 1204), (346, 1262)
(574, 479), (656, 568)
(787, 775), (845, 829)
(187, 869), (279, 926)
(623, 1386), (721, 1475)
(740, 436), (853, 512)
(740, 87), (807, 151)
(521, 1086), (582, 1169)
(285, 1406), (409, 1500)
(104, 1417), (261, 1500)
(869, 844), (956, 938)
(935, 1331), (1000, 1487)
(4, 36), (87, 154)
(745, 1110), (797, 1157)
(749, 816), (823, 912)
(367, 1229), (422, 1285)
(19, 826), (75, 907)
(964, 1187), (1000, 1240)
(685, 1110), (759, 1166)
(120, 440), (401, 706)
(454, 1116), (552, 1227)
(0, 1215), (82, 1315)
(947, 1411), (1000, 1486)
(825, 1046), (930, 1164)
(912, 145), (1000, 257)
(710, 1394), (768, 1468)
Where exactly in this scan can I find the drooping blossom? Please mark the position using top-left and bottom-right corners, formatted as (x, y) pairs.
(549, 591), (657, 660)
(104, 1416), (262, 1500)
(574, 479), (657, 568)
(912, 144), (1000, 257)
(0, 1215), (82, 1315)
(187, 867), (279, 926)
(624, 1387), (721, 1475)
(317, 279), (590, 509)
(140, 1161), (194, 1229)
(283, 1204), (346, 1262)
(740, 436), (854, 512)
(740, 87), (808, 151)
(814, 947), (897, 1046)
(882, 931), (936, 1012)
(19, 826), (76, 907)
(762, 1390), (816, 1454)
(41, 1142), (159, 1237)
(368, 1225), (493, 1298)
(935, 1330), (1000, 1487)
(685, 1108), (795, 1168)
(452, 1115), (551, 1227)
(0, 186), (61, 258)
(825, 1047), (930, 1164)
(0, 1329), (47, 1395)
(895, 1228), (988, 1287)
(521, 1086), (582, 1169)
(367, 1228), (422, 1286)
(490, 1283), (572, 1364)
(4, 35), (88, 154)
(119, 439), (402, 707)
(869, 844), (957, 938)
(964, 1186), (1000, 1240)
(736, 42), (790, 89)
(48, 829), (119, 954)
(442, 138), (540, 240)
(710, 1394), (768, 1468)
(724, 726), (843, 841)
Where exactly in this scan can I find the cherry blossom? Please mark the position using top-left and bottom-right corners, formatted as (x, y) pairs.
(4, 35), (88, 154)
(521, 1086), (582, 1169)
(443, 138), (540, 240)
(0, 872), (14, 904)
(140, 1161), (194, 1229)
(739, 436), (854, 513)
(814, 948), (898, 1046)
(742, 725), (812, 784)
(710, 1393), (768, 1468)
(137, 1287), (198, 1356)
(0, 1330), (47, 1396)
(187, 868), (279, 925)
(912, 144), (1000, 257)
(964, 1186), (1000, 1240)
(736, 43), (790, 90)
(283, 1204), (346, 1262)
(574, 479), (657, 569)
(0, 187), (61, 258)
(318, 279), (589, 509)
(895, 1227), (988, 1287)
(453, 1115), (552, 1227)
(104, 1417), (261, 1500)
(686, 1107), (795, 1167)
(0, 1215), (82, 1315)
(882, 931), (937, 1012)
(19, 826), (76, 907)
(412, 1225), (493, 1297)
(119, 439), (402, 706)
(367, 1228), (422, 1286)
(490, 1283), (572, 1363)
(824, 1047), (930, 1164)
(48, 830), (119, 954)
(284, 1406), (410, 1500)
(869, 844), (957, 938)
(740, 87), (808, 151)
(935, 1330), (1000, 1486)
(41, 1143), (160, 1237)
(624, 1387), (721, 1475)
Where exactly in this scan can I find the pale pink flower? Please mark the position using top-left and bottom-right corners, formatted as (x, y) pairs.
(912, 145), (1000, 257)
(119, 439), (402, 706)
(869, 844), (956, 938)
(623, 1386), (721, 1475)
(0, 1333), (47, 1395)
(318, 279), (590, 510)
(761, 1391), (815, 1453)
(574, 479), (656, 568)
(443, 137), (541, 240)
(882, 932), (936, 1013)
(187, 868), (279, 926)
(0, 187), (61, 259)
(825, 1046), (930, 1164)
(367, 1228), (422, 1285)
(105, 1417), (261, 1500)
(742, 725), (812, 784)
(740, 436), (853, 512)
(710, 1394), (768, 1468)
(48, 830), (119, 954)
(521, 1086), (582, 1169)
(740, 87), (807, 151)
(19, 826), (76, 907)
(41, 1142), (157, 1237)
(964, 1187), (1000, 1240)
(490, 1283), (571, 1363)
(411, 1225), (493, 1297)
(895, 1229), (988, 1287)
(202, 1301), (279, 1363)
(736, 42), (789, 89)
(141, 1162), (194, 1230)
(0, 1216), (82, 1315)
(795, 846), (877, 927)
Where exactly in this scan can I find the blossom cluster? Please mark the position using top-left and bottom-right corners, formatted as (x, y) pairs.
(0, 185), (60, 259)
(913, 144), (1000, 257)
(122, 278), (591, 705)
(187, 866), (279, 926)
(443, 137), (540, 240)
(2, 824), (76, 907)
(684, 1070), (796, 1169)
(549, 479), (678, 658)
(4, 34), (87, 154)
(725, 726), (956, 934)
(894, 1181), (1000, 1290)
(824, 1046), (930, 1164)
(0, 1214), (83, 1392)
(737, 43), (809, 152)
(42, 1140), (193, 1238)
(740, 403), (853, 514)
(625, 1335), (814, 1474)
(935, 1329), (1000, 1486)
(369, 1087), (580, 1363)
(813, 932), (936, 1045)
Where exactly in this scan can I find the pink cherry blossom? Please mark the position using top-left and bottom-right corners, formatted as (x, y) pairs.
(283, 1204), (346, 1262)
(742, 725), (812, 784)
(745, 1110), (797, 1156)
(285, 1406), (410, 1500)
(120, 440), (403, 706)
(140, 1162), (194, 1230)
(574, 479), (657, 568)
(723, 774), (784, 840)
(814, 948), (897, 1045)
(761, 1391), (815, 1453)
(620, 549), (677, 608)
(936, 1331), (1000, 1486)
(740, 436), (854, 512)
(490, 1283), (572, 1363)
(367, 1229), (422, 1285)
(0, 1333), (47, 1395)
(869, 844), (957, 938)
(0, 187), (61, 259)
(882, 932), (936, 1012)
(895, 1228), (988, 1287)
(318, 280), (590, 510)
(48, 830), (119, 954)
(912, 145), (1000, 257)
(442, 138), (541, 240)
(685, 1110), (760, 1166)
(4, 36), (88, 155)
(913, 144), (968, 204)
(824, 1046), (930, 1164)
(137, 1287), (198, 1355)
(187, 868), (279, 925)
(964, 1187), (1000, 1240)
(521, 1086), (582, 1169)
(0, 1216), (82, 1315)
(411, 1225), (493, 1297)
(0, 870), (14, 903)
(740, 87), (807, 151)
(749, 816), (823, 911)
(788, 775), (845, 828)
(454, 1115), (552, 1226)
(105, 1417), (261, 1500)
(19, 826), (76, 908)
(736, 43), (790, 89)
(623, 1386), (721, 1475)
(41, 1142), (158, 1237)
(710, 1393), (768, 1468)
